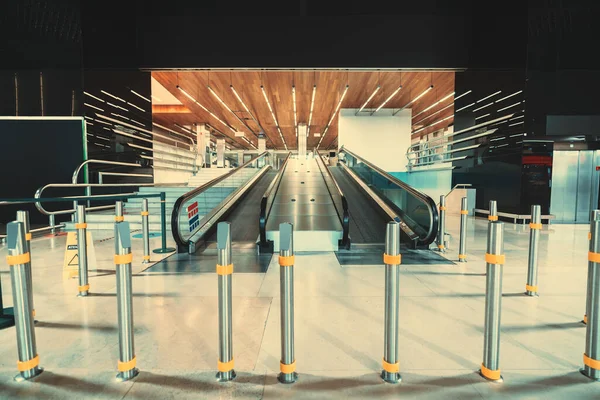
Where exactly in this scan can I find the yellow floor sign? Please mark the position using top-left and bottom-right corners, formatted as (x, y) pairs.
(63, 231), (97, 279)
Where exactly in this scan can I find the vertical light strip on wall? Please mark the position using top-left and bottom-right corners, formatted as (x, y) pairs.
(307, 84), (316, 137)
(317, 84), (349, 148)
(260, 85), (287, 149)
(393, 85), (433, 115)
(373, 85), (402, 114)
(356, 85), (380, 114)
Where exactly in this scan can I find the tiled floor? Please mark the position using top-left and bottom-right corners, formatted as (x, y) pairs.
(0, 217), (598, 399)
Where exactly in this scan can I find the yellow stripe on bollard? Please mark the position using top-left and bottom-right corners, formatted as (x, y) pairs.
(6, 252), (31, 266)
(485, 253), (505, 265)
(529, 223), (542, 230)
(525, 284), (538, 292)
(488, 215), (498, 221)
(118, 356), (137, 372)
(17, 354), (40, 372)
(383, 253), (401, 265)
(216, 263), (233, 275)
(78, 284), (90, 292)
(279, 255), (295, 266)
(114, 253), (133, 264)
(460, 210), (469, 215)
(584, 353), (600, 370)
(218, 358), (234, 372)
(480, 363), (501, 380)
(75, 223), (87, 229)
(115, 216), (125, 222)
(382, 358), (400, 373)
(280, 360), (296, 374)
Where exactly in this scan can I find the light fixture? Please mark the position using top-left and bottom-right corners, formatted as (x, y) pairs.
(110, 112), (129, 120)
(129, 118), (146, 127)
(508, 121), (524, 127)
(93, 115), (112, 126)
(292, 85), (297, 136)
(509, 115), (524, 121)
(509, 133), (526, 137)
(174, 123), (196, 135)
(307, 85), (316, 137)
(102, 127), (111, 131)
(495, 90), (523, 103)
(260, 84), (286, 148)
(497, 102), (521, 112)
(131, 90), (151, 103)
(101, 90), (126, 103)
(472, 102), (494, 113)
(107, 101), (129, 112)
(317, 85), (349, 148)
(373, 85), (402, 114)
(476, 90), (501, 103)
(455, 102), (475, 113)
(95, 135), (110, 141)
(393, 85), (433, 115)
(413, 91), (454, 118)
(84, 91), (105, 103)
(127, 102), (145, 112)
(356, 85), (380, 114)
(411, 114), (453, 134)
(209, 85), (253, 135)
(177, 85), (238, 135)
(413, 102), (454, 126)
(475, 113), (490, 121)
(84, 103), (104, 112)
(86, 121), (94, 125)
(490, 136), (506, 142)
(454, 90), (472, 101)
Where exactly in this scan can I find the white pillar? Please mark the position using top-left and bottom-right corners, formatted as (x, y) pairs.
(216, 138), (225, 168)
(194, 124), (210, 167)
(298, 123), (307, 158)
(258, 135), (266, 153)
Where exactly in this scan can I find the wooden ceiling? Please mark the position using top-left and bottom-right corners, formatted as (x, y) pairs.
(152, 70), (455, 150)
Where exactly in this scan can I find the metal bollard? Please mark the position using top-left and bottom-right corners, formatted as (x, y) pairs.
(76, 205), (89, 297)
(6, 221), (43, 381)
(584, 210), (600, 325)
(141, 199), (150, 264)
(216, 222), (236, 382)
(153, 192), (176, 254)
(114, 221), (139, 382)
(489, 200), (498, 222)
(49, 215), (56, 235)
(437, 195), (446, 253)
(115, 201), (124, 224)
(16, 211), (35, 316)
(382, 221), (401, 384)
(525, 205), (542, 296)
(278, 223), (298, 384)
(582, 210), (600, 380)
(480, 221), (505, 383)
(458, 197), (468, 262)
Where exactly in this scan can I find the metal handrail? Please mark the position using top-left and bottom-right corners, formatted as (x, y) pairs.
(72, 159), (141, 184)
(258, 152), (291, 251)
(339, 146), (439, 246)
(315, 150), (350, 249)
(171, 151), (270, 252)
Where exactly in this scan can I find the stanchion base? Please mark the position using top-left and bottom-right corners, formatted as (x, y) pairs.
(525, 291), (539, 297)
(77, 291), (89, 297)
(14, 367), (44, 382)
(0, 307), (15, 330)
(216, 370), (237, 382)
(380, 370), (401, 384)
(142, 260), (150, 264)
(153, 247), (176, 254)
(478, 370), (503, 383)
(580, 368), (600, 381)
(458, 259), (467, 263)
(278, 371), (298, 384)
(116, 368), (139, 382)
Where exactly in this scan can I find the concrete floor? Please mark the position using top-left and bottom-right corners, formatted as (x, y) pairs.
(0, 217), (599, 399)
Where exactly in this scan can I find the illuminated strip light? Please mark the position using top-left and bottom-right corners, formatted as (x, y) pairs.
(393, 85), (433, 115)
(292, 86), (297, 136)
(107, 101), (129, 112)
(84, 91), (105, 103)
(413, 102), (454, 126)
(475, 113), (491, 121)
(174, 123), (195, 135)
(495, 90), (523, 103)
(86, 121), (94, 125)
(101, 90), (126, 103)
(454, 90), (472, 101)
(260, 85), (286, 148)
(85, 116), (96, 121)
(99, 115), (192, 147)
(307, 85), (316, 136)
(151, 95), (161, 102)
(230, 85), (252, 114)
(85, 102), (104, 112)
(317, 85), (349, 148)
(152, 121), (196, 142)
(490, 136), (506, 142)
(455, 102), (475, 113)
(113, 128), (153, 144)
(93, 116), (113, 126)
(495, 143), (509, 148)
(411, 114), (454, 134)
(208, 85), (247, 131)
(95, 135), (110, 141)
(131, 90), (151, 103)
(510, 133), (527, 137)
(111, 112), (129, 121)
(356, 85), (380, 114)
(241, 136), (257, 149)
(177, 85), (237, 135)
(508, 121), (524, 127)
(497, 102), (521, 112)
(509, 115), (524, 121)
(102, 127), (112, 131)
(472, 102), (494, 113)
(129, 118), (146, 127)
(476, 90), (501, 103)
(373, 85), (402, 114)
(127, 102), (145, 112)
(94, 142), (110, 148)
(413, 91), (454, 118)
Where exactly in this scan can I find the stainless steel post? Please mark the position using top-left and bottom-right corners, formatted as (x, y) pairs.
(76, 205), (89, 297)
(216, 222), (236, 382)
(526, 205), (542, 296)
(480, 221), (505, 383)
(114, 221), (139, 382)
(582, 210), (600, 380)
(278, 223), (298, 384)
(382, 221), (401, 384)
(141, 199), (150, 264)
(115, 201), (124, 224)
(458, 197), (468, 263)
(16, 211), (35, 317)
(6, 221), (43, 381)
(49, 214), (55, 235)
(584, 210), (600, 325)
(437, 195), (446, 253)
(489, 200), (498, 222)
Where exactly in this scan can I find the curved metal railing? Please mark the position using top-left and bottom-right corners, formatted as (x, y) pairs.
(258, 152), (291, 252)
(315, 150), (350, 249)
(171, 151), (271, 253)
(338, 146), (438, 246)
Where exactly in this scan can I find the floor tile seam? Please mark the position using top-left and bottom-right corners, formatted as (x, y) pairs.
(253, 297), (274, 372)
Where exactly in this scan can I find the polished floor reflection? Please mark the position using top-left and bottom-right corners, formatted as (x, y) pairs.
(0, 217), (598, 399)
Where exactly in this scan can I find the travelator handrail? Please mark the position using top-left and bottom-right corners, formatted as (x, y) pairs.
(315, 150), (350, 248)
(171, 151), (270, 252)
(338, 146), (439, 246)
(258, 152), (291, 252)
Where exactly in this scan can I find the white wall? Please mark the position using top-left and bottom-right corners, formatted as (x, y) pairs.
(153, 141), (200, 184)
(338, 108), (412, 172)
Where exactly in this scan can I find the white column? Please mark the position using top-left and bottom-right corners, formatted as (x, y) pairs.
(298, 123), (307, 158)
(258, 135), (266, 153)
(216, 138), (225, 168)
(194, 124), (210, 167)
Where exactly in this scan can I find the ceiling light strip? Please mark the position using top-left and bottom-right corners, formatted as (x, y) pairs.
(84, 91), (105, 103)
(110, 112), (129, 121)
(455, 102), (475, 113)
(127, 102), (145, 112)
(413, 91), (454, 118)
(177, 85), (238, 136)
(508, 121), (524, 127)
(413, 102), (454, 126)
(131, 90), (151, 103)
(356, 85), (380, 114)
(497, 102), (522, 112)
(475, 113), (491, 121)
(208, 85), (253, 135)
(97, 114), (193, 147)
(85, 103), (104, 112)
(454, 90), (472, 101)
(472, 102), (494, 113)
(476, 90), (501, 103)
(107, 102), (129, 112)
(307, 85), (316, 137)
(495, 90), (523, 103)
(393, 85), (433, 116)
(373, 85), (402, 114)
(101, 90), (126, 103)
(318, 85), (350, 148)
(412, 114), (454, 134)
(260, 85), (286, 149)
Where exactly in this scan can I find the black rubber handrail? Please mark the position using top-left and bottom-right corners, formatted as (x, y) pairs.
(171, 151), (269, 251)
(339, 146), (439, 245)
(315, 150), (350, 249)
(258, 152), (291, 252)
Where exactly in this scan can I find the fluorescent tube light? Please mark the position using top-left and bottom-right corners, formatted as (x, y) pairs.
(110, 112), (129, 120)
(497, 102), (521, 112)
(101, 90), (126, 103)
(131, 90), (151, 103)
(374, 85), (402, 114)
(85, 103), (104, 112)
(394, 85), (433, 115)
(413, 102), (454, 125)
(357, 85), (380, 114)
(292, 85), (297, 136)
(495, 90), (523, 103)
(177, 85), (237, 135)
(84, 91), (105, 103)
(472, 102), (494, 112)
(508, 121), (524, 127)
(476, 90), (501, 103)
(127, 102), (145, 112)
(307, 85), (316, 136)
(454, 90), (472, 101)
(107, 101), (129, 112)
(475, 113), (490, 121)
(455, 102), (475, 113)
(413, 91), (454, 118)
(411, 114), (453, 134)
